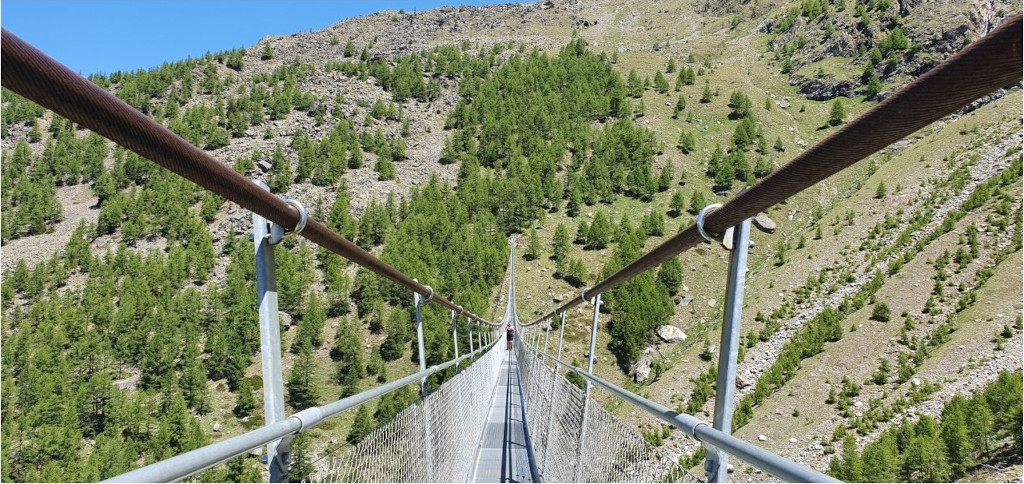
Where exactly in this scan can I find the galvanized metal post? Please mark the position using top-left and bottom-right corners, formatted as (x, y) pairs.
(574, 294), (602, 482)
(414, 289), (434, 482)
(542, 320), (551, 359)
(468, 321), (475, 356)
(705, 218), (752, 483)
(541, 311), (568, 479)
(253, 181), (289, 482)
(451, 310), (459, 370)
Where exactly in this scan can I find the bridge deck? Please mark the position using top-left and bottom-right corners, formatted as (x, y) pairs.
(471, 348), (535, 483)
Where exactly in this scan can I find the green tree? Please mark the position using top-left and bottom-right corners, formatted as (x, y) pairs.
(287, 433), (314, 482)
(653, 71), (670, 93)
(286, 346), (320, 410)
(587, 212), (612, 249)
(700, 80), (713, 103)
(333, 318), (366, 396)
(525, 227), (542, 261)
(871, 302), (891, 322)
(233, 378), (256, 418)
(658, 256), (683, 295)
(668, 191), (686, 216)
(677, 131), (695, 154)
(346, 404), (375, 445)
(828, 99), (846, 126)
(672, 96), (686, 119)
(552, 222), (570, 268)
(688, 191), (706, 215)
(901, 434), (950, 482)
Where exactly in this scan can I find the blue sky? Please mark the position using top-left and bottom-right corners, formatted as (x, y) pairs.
(2, 0), (506, 76)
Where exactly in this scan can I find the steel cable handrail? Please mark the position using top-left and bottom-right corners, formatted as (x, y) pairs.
(524, 14), (1022, 326)
(0, 28), (499, 327)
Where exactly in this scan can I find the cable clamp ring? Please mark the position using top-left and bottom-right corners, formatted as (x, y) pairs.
(696, 203), (724, 243)
(281, 198), (308, 235)
(690, 421), (710, 443)
(423, 285), (434, 301)
(456, 305), (464, 315)
(581, 287), (589, 303)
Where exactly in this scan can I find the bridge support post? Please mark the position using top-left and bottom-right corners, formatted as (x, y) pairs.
(414, 288), (435, 482)
(705, 218), (752, 483)
(542, 320), (551, 360)
(451, 310), (459, 370)
(574, 294), (602, 482)
(253, 180), (289, 482)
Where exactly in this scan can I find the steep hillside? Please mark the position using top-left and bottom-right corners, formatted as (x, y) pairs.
(1, 0), (1020, 481)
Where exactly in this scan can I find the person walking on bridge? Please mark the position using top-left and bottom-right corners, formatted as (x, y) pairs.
(505, 323), (515, 350)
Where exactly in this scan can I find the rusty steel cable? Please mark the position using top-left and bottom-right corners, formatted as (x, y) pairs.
(0, 28), (497, 327)
(526, 14), (1022, 325)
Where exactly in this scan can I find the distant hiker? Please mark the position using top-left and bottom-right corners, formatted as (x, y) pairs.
(506, 323), (515, 350)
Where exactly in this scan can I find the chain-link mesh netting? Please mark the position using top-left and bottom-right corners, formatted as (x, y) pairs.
(514, 336), (697, 483)
(309, 343), (504, 482)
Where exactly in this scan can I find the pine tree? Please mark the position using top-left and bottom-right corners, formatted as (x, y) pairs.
(672, 96), (686, 119)
(380, 308), (410, 361)
(260, 43), (274, 61)
(941, 398), (972, 479)
(334, 318), (366, 396)
(658, 163), (674, 192)
(677, 131), (695, 154)
(669, 191), (686, 216)
(347, 404), (375, 444)
(526, 227), (542, 261)
(234, 378), (256, 418)
(688, 191), (706, 215)
(658, 256), (683, 295)
(701, 80), (713, 103)
(287, 433), (315, 482)
(653, 71), (670, 93)
(828, 99), (846, 126)
(286, 346), (320, 410)
(553, 223), (570, 269)
(666, 58), (677, 73)
(269, 144), (292, 192)
(588, 212), (612, 249)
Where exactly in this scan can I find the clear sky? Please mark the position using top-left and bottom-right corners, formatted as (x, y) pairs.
(1, 0), (507, 76)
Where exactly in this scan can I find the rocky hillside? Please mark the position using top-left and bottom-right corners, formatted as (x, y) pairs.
(1, 0), (1020, 481)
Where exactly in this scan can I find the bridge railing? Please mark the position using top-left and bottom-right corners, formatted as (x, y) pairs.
(105, 338), (500, 483)
(1, 14), (1020, 484)
(513, 16), (1021, 482)
(308, 341), (506, 483)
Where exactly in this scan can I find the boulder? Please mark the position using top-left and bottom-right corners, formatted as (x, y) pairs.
(752, 213), (777, 233)
(656, 325), (688, 343)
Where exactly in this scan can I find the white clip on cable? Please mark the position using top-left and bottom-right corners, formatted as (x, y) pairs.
(696, 203), (724, 243)
(281, 198), (308, 235)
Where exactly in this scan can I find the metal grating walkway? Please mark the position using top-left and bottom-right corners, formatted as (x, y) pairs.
(472, 348), (535, 483)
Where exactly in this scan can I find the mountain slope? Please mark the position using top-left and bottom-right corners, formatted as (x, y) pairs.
(1, 0), (1020, 481)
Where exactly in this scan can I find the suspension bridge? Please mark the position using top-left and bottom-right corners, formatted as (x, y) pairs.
(1, 15), (1020, 483)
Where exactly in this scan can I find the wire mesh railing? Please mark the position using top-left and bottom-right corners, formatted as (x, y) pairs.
(309, 342), (505, 483)
(3, 13), (1020, 484)
(514, 340), (693, 482)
